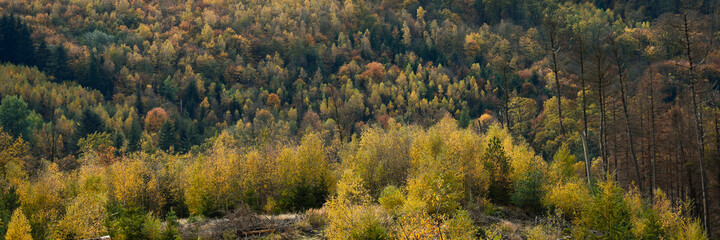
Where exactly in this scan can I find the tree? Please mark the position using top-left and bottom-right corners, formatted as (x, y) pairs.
(543, 7), (566, 139)
(5, 208), (31, 240)
(127, 119), (142, 153)
(609, 30), (643, 194)
(162, 208), (180, 240)
(82, 51), (114, 97)
(34, 40), (51, 71)
(561, 1), (611, 185)
(0, 15), (36, 66)
(0, 96), (32, 139)
(77, 108), (105, 139)
(266, 93), (281, 109)
(135, 86), (144, 115)
(48, 45), (72, 82)
(145, 107), (168, 132)
(656, 7), (712, 231)
(484, 136), (512, 204)
(458, 107), (470, 128)
(175, 119), (199, 153)
(158, 120), (176, 151)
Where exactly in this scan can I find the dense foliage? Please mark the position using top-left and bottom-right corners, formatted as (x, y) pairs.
(0, 0), (718, 238)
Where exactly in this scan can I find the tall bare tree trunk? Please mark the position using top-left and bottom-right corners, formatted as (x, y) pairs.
(714, 99), (720, 202)
(612, 104), (619, 181)
(546, 14), (565, 139)
(682, 11), (710, 232)
(502, 66), (511, 130)
(650, 71), (658, 199)
(594, 48), (609, 179)
(578, 35), (592, 185)
(610, 36), (643, 193)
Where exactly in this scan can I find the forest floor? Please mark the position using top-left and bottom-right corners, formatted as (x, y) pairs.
(176, 206), (571, 239)
(178, 211), (322, 239)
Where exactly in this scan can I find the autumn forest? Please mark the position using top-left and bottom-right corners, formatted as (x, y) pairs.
(0, 0), (718, 239)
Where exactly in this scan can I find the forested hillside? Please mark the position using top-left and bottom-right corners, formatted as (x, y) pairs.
(0, 0), (718, 239)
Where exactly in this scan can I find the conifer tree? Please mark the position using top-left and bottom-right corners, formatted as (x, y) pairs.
(77, 108), (105, 139)
(484, 137), (512, 204)
(127, 119), (142, 153)
(49, 45), (71, 82)
(158, 120), (176, 151)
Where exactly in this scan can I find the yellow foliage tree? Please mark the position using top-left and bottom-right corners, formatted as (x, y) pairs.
(6, 208), (32, 240)
(110, 159), (145, 207)
(184, 131), (243, 216)
(52, 193), (108, 239)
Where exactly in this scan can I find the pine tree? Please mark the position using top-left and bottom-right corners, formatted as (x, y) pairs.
(484, 137), (512, 205)
(34, 40), (51, 71)
(458, 107), (470, 128)
(182, 80), (199, 117)
(0, 15), (36, 66)
(5, 208), (31, 240)
(127, 119), (142, 153)
(175, 120), (197, 153)
(162, 208), (180, 240)
(135, 86), (144, 115)
(83, 52), (114, 97)
(158, 121), (176, 152)
(48, 45), (71, 82)
(77, 108), (105, 139)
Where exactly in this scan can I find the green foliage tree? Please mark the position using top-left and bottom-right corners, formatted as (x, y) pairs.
(127, 119), (142, 153)
(77, 108), (105, 139)
(157, 121), (176, 152)
(511, 169), (544, 212)
(484, 137), (512, 205)
(106, 205), (160, 240)
(48, 45), (72, 83)
(161, 208), (180, 240)
(0, 15), (36, 67)
(0, 96), (32, 139)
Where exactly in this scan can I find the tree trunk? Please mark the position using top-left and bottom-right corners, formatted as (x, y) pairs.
(682, 11), (709, 232)
(595, 50), (608, 179)
(612, 105), (619, 181)
(714, 100), (720, 200)
(578, 35), (592, 185)
(551, 35), (565, 139)
(650, 72), (658, 199)
(503, 66), (511, 130)
(610, 36), (643, 193)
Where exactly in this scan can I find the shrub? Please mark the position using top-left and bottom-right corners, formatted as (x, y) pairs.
(378, 185), (404, 213)
(325, 169), (390, 240)
(652, 190), (707, 240)
(106, 205), (162, 240)
(296, 208), (327, 232)
(573, 180), (633, 239)
(444, 210), (477, 240)
(184, 131), (243, 216)
(543, 179), (590, 218)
